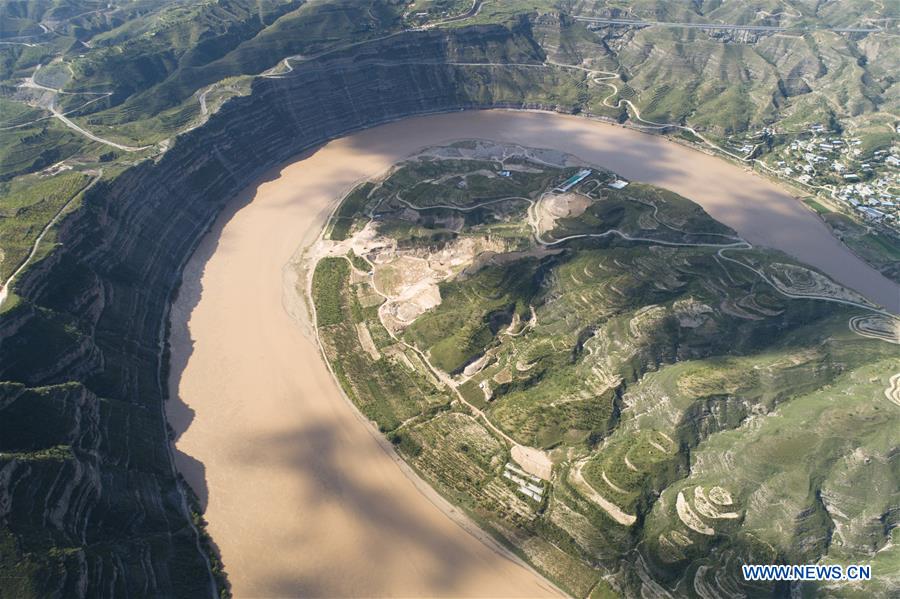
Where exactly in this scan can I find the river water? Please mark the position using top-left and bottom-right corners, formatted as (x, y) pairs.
(167, 110), (899, 598)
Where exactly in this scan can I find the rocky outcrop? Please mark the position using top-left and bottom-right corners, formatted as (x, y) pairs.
(0, 22), (588, 597)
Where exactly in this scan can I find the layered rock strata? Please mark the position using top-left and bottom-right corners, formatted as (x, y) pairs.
(0, 22), (585, 597)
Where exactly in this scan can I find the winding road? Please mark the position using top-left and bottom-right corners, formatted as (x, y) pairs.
(0, 170), (102, 309)
(390, 175), (895, 353)
(571, 15), (887, 34)
(11, 65), (151, 151)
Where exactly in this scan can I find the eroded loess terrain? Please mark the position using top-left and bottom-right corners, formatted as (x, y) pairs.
(1, 1), (898, 595)
(311, 141), (900, 598)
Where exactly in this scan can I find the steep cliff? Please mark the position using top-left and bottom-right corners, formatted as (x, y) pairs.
(0, 22), (590, 597)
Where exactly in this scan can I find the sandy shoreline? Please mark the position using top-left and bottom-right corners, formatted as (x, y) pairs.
(167, 110), (899, 598)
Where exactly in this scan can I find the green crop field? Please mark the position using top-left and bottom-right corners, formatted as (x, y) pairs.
(0, 171), (91, 280)
(314, 256), (453, 430)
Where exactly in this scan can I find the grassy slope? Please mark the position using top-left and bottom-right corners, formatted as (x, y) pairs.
(0, 170), (89, 280)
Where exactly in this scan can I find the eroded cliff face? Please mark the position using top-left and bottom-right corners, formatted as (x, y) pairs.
(0, 22), (582, 597)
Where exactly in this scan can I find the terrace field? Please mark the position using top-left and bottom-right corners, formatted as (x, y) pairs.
(1, 1), (898, 594)
(311, 141), (900, 597)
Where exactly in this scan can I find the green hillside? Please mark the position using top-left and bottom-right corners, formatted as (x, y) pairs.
(313, 143), (900, 597)
(1, 1), (898, 596)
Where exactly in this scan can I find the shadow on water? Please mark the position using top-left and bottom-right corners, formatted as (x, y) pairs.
(165, 158), (307, 511)
(236, 420), (554, 597)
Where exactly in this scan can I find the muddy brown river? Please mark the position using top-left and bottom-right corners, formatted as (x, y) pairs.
(167, 110), (899, 598)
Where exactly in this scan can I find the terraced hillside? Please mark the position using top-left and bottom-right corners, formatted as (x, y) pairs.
(531, 3), (900, 278)
(311, 141), (900, 598)
(0, 1), (897, 595)
(2, 0), (898, 293)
